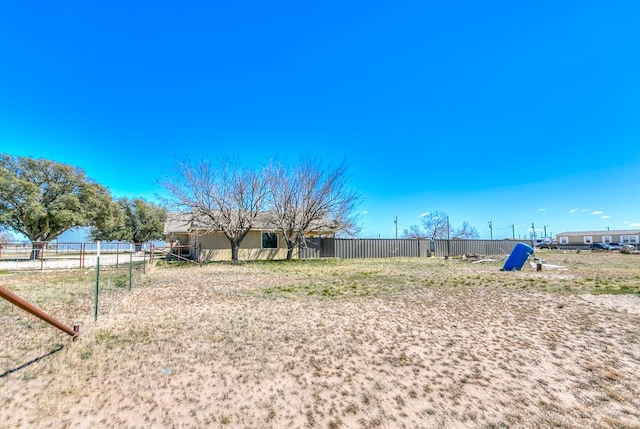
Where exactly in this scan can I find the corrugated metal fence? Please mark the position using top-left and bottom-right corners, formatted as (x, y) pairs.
(299, 238), (532, 259)
(432, 239), (530, 258)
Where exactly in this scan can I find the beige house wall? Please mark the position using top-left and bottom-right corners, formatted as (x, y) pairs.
(558, 235), (604, 246)
(195, 230), (296, 261)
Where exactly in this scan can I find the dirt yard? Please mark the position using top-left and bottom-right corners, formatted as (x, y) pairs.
(1, 252), (640, 428)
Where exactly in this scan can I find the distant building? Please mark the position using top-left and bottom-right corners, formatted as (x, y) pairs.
(555, 229), (640, 248)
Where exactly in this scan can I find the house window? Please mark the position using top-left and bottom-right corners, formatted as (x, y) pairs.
(262, 232), (278, 249)
(583, 236), (593, 244)
(559, 236), (569, 245)
(621, 235), (639, 245)
(602, 236), (612, 243)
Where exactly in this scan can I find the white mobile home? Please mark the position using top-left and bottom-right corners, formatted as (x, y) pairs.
(555, 230), (640, 249)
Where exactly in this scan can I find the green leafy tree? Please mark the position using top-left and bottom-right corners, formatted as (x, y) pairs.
(0, 154), (118, 259)
(90, 198), (167, 248)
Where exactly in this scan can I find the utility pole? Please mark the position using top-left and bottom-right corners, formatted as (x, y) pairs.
(488, 221), (493, 240)
(446, 215), (451, 257)
(394, 216), (398, 239)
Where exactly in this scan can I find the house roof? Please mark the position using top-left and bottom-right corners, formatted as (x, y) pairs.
(164, 212), (337, 235)
(163, 212), (219, 234)
(556, 229), (640, 237)
(163, 213), (192, 234)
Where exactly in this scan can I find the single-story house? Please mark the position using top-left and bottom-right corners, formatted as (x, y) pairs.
(163, 212), (336, 261)
(555, 229), (640, 248)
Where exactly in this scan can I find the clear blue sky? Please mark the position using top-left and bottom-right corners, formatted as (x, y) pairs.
(1, 1), (639, 239)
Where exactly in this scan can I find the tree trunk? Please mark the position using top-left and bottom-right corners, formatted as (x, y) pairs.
(30, 241), (45, 260)
(287, 242), (296, 261)
(231, 240), (240, 262)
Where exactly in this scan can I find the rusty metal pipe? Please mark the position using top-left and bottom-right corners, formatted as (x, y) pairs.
(0, 285), (79, 339)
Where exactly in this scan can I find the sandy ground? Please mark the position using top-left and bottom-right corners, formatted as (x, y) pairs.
(1, 261), (640, 429)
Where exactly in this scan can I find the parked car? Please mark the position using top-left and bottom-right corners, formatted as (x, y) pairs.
(605, 242), (635, 251)
(589, 243), (610, 251)
(535, 239), (556, 248)
(608, 242), (624, 250)
(538, 240), (557, 249)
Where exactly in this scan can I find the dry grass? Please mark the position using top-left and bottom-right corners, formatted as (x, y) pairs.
(1, 251), (640, 428)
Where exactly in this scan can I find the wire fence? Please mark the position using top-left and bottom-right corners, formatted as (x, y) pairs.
(0, 241), (160, 385)
(0, 240), (202, 382)
(0, 241), (156, 271)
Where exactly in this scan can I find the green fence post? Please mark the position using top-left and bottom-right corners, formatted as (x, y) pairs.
(129, 243), (133, 291)
(94, 241), (100, 322)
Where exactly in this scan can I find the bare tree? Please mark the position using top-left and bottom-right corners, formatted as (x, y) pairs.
(403, 211), (478, 240)
(451, 221), (479, 239)
(266, 159), (360, 260)
(161, 159), (269, 262)
(402, 225), (427, 239)
(406, 211), (450, 239)
(0, 229), (14, 244)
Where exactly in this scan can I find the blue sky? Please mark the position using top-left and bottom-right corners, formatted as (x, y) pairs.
(1, 1), (639, 240)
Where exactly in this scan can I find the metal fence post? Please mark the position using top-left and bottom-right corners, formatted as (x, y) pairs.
(0, 285), (79, 338)
(40, 242), (44, 271)
(129, 243), (133, 291)
(94, 241), (100, 322)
